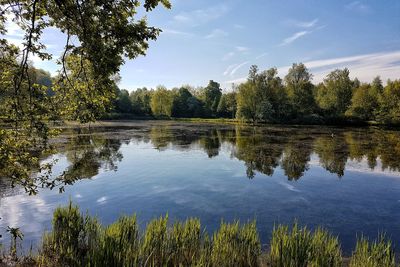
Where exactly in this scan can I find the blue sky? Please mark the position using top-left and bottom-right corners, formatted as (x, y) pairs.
(4, 0), (400, 90)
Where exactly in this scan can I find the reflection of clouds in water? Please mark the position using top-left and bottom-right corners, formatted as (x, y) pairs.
(278, 181), (301, 192)
(0, 194), (51, 233)
(96, 196), (107, 204)
(75, 193), (83, 198)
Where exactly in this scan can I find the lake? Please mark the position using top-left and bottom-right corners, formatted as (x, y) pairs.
(1, 121), (399, 255)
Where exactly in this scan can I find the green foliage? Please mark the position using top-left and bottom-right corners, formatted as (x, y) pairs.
(5, 202), (398, 266)
(0, 0), (170, 193)
(130, 87), (153, 116)
(284, 63), (316, 115)
(38, 202), (100, 266)
(217, 92), (237, 118)
(376, 79), (400, 124)
(316, 68), (353, 116)
(309, 227), (342, 267)
(349, 235), (395, 267)
(346, 83), (380, 120)
(88, 216), (140, 266)
(172, 87), (204, 117)
(269, 223), (342, 267)
(114, 89), (133, 114)
(211, 220), (260, 267)
(150, 86), (174, 117)
(236, 66), (290, 122)
(200, 80), (222, 116)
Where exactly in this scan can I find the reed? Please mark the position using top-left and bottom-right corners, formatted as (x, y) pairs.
(269, 223), (342, 267)
(31, 203), (398, 267)
(349, 234), (396, 267)
(211, 220), (260, 267)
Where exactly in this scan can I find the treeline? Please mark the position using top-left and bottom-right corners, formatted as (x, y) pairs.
(113, 64), (400, 125)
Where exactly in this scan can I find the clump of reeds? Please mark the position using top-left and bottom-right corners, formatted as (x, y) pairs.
(211, 220), (260, 266)
(269, 223), (342, 267)
(349, 234), (395, 267)
(33, 202), (398, 267)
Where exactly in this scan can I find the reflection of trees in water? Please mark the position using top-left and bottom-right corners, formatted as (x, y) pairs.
(145, 125), (400, 180)
(314, 135), (349, 177)
(59, 128), (123, 185)
(4, 124), (400, 197)
(0, 127), (124, 196)
(233, 127), (283, 178)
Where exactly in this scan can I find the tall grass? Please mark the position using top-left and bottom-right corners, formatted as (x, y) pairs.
(211, 220), (261, 266)
(28, 203), (397, 266)
(269, 223), (342, 267)
(349, 234), (395, 267)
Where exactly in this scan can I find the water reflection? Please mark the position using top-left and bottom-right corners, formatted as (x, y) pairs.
(2, 122), (400, 196)
(1, 122), (400, 253)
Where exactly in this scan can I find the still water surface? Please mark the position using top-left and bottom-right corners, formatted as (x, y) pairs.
(1, 121), (400, 254)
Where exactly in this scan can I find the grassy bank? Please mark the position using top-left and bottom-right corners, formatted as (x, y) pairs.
(1, 203), (397, 267)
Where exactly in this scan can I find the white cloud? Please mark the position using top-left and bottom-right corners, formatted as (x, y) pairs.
(96, 196), (108, 204)
(345, 1), (370, 13)
(173, 4), (229, 26)
(205, 29), (228, 39)
(162, 29), (194, 37)
(279, 30), (310, 46)
(224, 50), (400, 85)
(224, 61), (249, 77)
(296, 18), (319, 28)
(236, 46), (249, 52)
(234, 24), (245, 29)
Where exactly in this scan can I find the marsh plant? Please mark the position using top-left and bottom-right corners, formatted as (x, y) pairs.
(269, 223), (342, 267)
(349, 234), (396, 267)
(19, 203), (397, 266)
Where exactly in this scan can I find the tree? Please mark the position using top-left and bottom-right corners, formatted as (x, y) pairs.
(236, 82), (259, 121)
(316, 68), (353, 116)
(130, 87), (153, 116)
(236, 65), (289, 122)
(376, 80), (400, 124)
(201, 80), (222, 116)
(114, 89), (133, 113)
(0, 0), (170, 193)
(284, 63), (316, 116)
(346, 83), (379, 120)
(217, 92), (237, 118)
(172, 87), (194, 117)
(151, 86), (174, 117)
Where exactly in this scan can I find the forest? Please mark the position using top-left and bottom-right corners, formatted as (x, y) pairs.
(18, 64), (400, 125)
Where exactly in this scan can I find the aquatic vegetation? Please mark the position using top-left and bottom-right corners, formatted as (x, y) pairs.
(5, 203), (396, 266)
(269, 223), (342, 267)
(349, 235), (396, 267)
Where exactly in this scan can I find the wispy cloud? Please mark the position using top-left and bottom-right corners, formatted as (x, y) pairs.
(173, 4), (229, 26)
(223, 61), (249, 77)
(234, 24), (245, 29)
(224, 50), (400, 85)
(235, 46), (249, 52)
(279, 30), (310, 46)
(205, 29), (228, 39)
(255, 52), (268, 60)
(296, 18), (319, 28)
(222, 52), (235, 61)
(221, 46), (250, 61)
(345, 1), (371, 13)
(162, 29), (194, 37)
